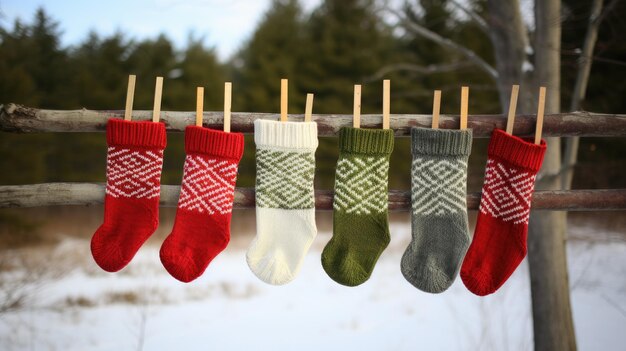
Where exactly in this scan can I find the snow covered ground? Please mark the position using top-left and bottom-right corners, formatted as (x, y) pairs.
(1, 216), (625, 351)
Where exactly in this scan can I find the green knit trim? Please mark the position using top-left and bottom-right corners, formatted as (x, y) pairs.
(338, 127), (394, 155)
(256, 148), (315, 209)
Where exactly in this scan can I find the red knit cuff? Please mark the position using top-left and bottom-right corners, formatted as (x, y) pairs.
(488, 129), (546, 172)
(106, 118), (167, 149)
(185, 126), (245, 161)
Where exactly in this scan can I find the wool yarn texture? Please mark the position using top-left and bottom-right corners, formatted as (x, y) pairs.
(322, 127), (394, 287)
(91, 118), (166, 272)
(160, 126), (244, 283)
(461, 129), (546, 296)
(246, 119), (318, 285)
(401, 127), (472, 293)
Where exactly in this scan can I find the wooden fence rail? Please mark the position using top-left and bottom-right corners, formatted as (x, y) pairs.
(1, 103), (625, 211)
(1, 183), (625, 211)
(3, 103), (626, 137)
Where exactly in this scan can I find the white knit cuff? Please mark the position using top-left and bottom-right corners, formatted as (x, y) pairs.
(254, 119), (319, 150)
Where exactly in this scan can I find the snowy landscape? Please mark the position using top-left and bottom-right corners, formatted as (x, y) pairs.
(1, 210), (625, 351)
(1, 0), (625, 350)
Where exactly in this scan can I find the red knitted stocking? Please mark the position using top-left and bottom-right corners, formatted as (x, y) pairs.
(160, 126), (244, 282)
(461, 129), (546, 296)
(91, 119), (167, 272)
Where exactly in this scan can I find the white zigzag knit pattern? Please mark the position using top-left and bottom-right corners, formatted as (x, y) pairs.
(333, 156), (389, 215)
(178, 155), (238, 214)
(479, 159), (536, 224)
(412, 156), (467, 216)
(105, 146), (163, 199)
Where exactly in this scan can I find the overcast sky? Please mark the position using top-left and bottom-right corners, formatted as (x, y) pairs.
(1, 0), (322, 60)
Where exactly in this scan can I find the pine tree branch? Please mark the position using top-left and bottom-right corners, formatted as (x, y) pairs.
(386, 7), (498, 80)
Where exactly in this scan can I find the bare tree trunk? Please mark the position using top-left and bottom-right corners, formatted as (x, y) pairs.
(486, 0), (533, 112)
(486, 1), (577, 347)
(562, 0), (605, 189)
(528, 0), (577, 350)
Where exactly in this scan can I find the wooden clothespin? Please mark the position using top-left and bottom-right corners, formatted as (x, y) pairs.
(383, 79), (390, 129)
(124, 75), (136, 121)
(460, 86), (468, 130)
(152, 77), (163, 123)
(432, 90), (441, 129)
(535, 86), (546, 144)
(353, 85), (361, 128)
(280, 78), (288, 122)
(506, 85), (520, 135)
(305, 93), (314, 122)
(224, 82), (232, 132)
(195, 87), (204, 127)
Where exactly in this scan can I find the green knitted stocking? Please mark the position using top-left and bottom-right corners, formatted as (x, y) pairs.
(321, 127), (394, 286)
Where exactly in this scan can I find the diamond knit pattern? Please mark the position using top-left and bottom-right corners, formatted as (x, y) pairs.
(461, 129), (546, 296)
(160, 126), (244, 283)
(178, 155), (238, 214)
(322, 127), (394, 287)
(255, 149), (315, 209)
(247, 119), (319, 285)
(333, 155), (389, 214)
(479, 159), (536, 224)
(105, 146), (163, 199)
(411, 156), (467, 216)
(91, 119), (166, 273)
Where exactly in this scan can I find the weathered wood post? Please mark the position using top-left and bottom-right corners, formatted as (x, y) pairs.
(528, 0), (578, 349)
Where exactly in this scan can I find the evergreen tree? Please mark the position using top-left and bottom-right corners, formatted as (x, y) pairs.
(303, 0), (397, 114)
(0, 8), (67, 184)
(162, 37), (228, 184)
(234, 0), (306, 113)
(0, 19), (39, 106)
(301, 0), (414, 188)
(69, 32), (133, 109)
(231, 0), (308, 186)
(167, 37), (225, 112)
(0, 8), (71, 108)
(125, 34), (177, 110)
(400, 0), (498, 115)
(0, 2), (623, 191)
(29, 8), (73, 108)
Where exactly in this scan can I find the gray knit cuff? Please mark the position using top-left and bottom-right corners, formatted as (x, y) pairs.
(411, 128), (472, 156)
